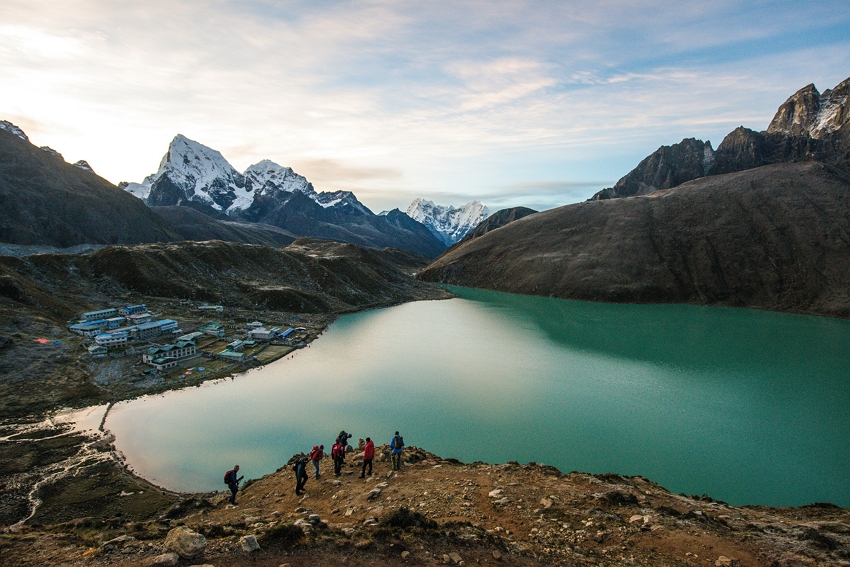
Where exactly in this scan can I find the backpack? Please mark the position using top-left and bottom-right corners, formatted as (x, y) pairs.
(392, 435), (403, 450)
(224, 470), (234, 485)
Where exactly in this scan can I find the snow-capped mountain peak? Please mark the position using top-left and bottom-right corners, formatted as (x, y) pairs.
(121, 134), (375, 218)
(244, 159), (315, 198)
(406, 198), (490, 245)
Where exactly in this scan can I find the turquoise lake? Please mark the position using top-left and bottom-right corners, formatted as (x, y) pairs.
(104, 287), (850, 506)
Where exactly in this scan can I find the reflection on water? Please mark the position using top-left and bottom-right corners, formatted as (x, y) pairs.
(105, 288), (850, 506)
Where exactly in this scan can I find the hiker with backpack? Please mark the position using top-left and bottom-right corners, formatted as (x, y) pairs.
(224, 465), (244, 505)
(309, 444), (324, 479)
(294, 457), (309, 495)
(360, 437), (375, 478)
(331, 440), (345, 476)
(337, 430), (352, 449)
(390, 431), (405, 471)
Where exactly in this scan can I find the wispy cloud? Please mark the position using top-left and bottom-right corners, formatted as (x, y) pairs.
(0, 0), (848, 212)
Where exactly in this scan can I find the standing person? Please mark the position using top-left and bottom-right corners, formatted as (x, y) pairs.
(390, 431), (405, 471)
(331, 440), (345, 476)
(309, 444), (324, 479)
(294, 457), (309, 495)
(337, 430), (352, 449)
(224, 464), (243, 505)
(360, 437), (375, 478)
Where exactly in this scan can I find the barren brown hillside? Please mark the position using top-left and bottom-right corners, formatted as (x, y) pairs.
(419, 162), (850, 318)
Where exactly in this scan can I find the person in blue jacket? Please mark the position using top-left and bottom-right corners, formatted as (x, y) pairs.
(390, 431), (405, 471)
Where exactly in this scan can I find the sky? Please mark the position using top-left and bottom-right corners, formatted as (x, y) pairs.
(1, 1), (849, 213)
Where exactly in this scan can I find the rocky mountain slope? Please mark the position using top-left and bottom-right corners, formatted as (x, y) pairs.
(405, 198), (491, 245)
(591, 76), (850, 200)
(150, 206), (297, 247)
(124, 135), (446, 257)
(419, 162), (850, 318)
(0, 123), (179, 247)
(454, 206), (538, 246)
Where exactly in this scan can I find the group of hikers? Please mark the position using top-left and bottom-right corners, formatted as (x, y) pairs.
(224, 430), (405, 504)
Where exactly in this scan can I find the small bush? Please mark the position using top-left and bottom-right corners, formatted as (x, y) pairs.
(261, 523), (304, 548)
(379, 507), (437, 530)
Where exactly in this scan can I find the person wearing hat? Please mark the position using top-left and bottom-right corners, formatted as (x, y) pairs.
(390, 431), (405, 471)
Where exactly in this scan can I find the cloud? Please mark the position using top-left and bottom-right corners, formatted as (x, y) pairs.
(0, 0), (848, 213)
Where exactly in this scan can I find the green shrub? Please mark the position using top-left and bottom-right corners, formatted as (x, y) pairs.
(261, 523), (304, 548)
(379, 507), (437, 530)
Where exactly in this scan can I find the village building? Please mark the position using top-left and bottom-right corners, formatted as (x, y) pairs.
(177, 331), (204, 343)
(131, 319), (179, 341)
(142, 341), (196, 364)
(79, 308), (118, 322)
(198, 304), (224, 313)
(120, 304), (148, 316)
(127, 313), (153, 325)
(149, 357), (178, 371)
(249, 326), (280, 341)
(95, 330), (129, 348)
(106, 316), (126, 329)
(217, 350), (246, 362)
(227, 340), (245, 352)
(247, 321), (263, 329)
(68, 319), (110, 337)
(198, 322), (225, 338)
(87, 344), (108, 357)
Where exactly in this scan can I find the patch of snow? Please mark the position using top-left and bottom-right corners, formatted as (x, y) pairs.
(406, 198), (490, 245)
(122, 182), (152, 201)
(73, 160), (93, 172)
(0, 120), (28, 142)
(39, 146), (63, 159)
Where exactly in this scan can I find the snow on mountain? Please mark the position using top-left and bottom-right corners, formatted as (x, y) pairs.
(122, 134), (375, 218)
(0, 120), (28, 142)
(73, 160), (94, 172)
(244, 159), (314, 197)
(406, 198), (490, 246)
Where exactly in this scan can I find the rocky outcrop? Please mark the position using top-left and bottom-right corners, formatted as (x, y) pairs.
(420, 162), (850, 318)
(591, 138), (714, 200)
(591, 76), (850, 200)
(163, 526), (206, 558)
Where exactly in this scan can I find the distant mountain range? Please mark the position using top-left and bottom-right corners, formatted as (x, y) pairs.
(591, 77), (850, 200)
(121, 135), (445, 257)
(404, 199), (490, 245)
(419, 77), (850, 319)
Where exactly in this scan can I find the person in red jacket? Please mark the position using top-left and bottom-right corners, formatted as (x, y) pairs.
(309, 444), (324, 479)
(360, 437), (375, 478)
(331, 441), (345, 476)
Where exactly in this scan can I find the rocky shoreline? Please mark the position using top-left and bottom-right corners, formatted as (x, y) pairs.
(2, 437), (849, 567)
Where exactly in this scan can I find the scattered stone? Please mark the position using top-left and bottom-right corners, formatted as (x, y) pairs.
(493, 497), (510, 505)
(715, 557), (736, 567)
(492, 550), (502, 561)
(488, 489), (503, 498)
(164, 526), (207, 559)
(240, 534), (260, 552)
(540, 497), (553, 508)
(308, 514), (321, 523)
(401, 550), (411, 559)
(354, 539), (372, 549)
(449, 551), (463, 564)
(367, 489), (382, 500)
(295, 507), (309, 513)
(150, 552), (179, 566)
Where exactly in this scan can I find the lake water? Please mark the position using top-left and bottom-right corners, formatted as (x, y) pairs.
(104, 287), (850, 506)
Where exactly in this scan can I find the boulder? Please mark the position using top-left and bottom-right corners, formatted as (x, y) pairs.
(163, 526), (207, 559)
(150, 552), (179, 566)
(240, 534), (260, 552)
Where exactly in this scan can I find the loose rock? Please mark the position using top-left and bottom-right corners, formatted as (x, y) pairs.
(163, 526), (207, 559)
(150, 552), (179, 566)
(240, 534), (260, 552)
